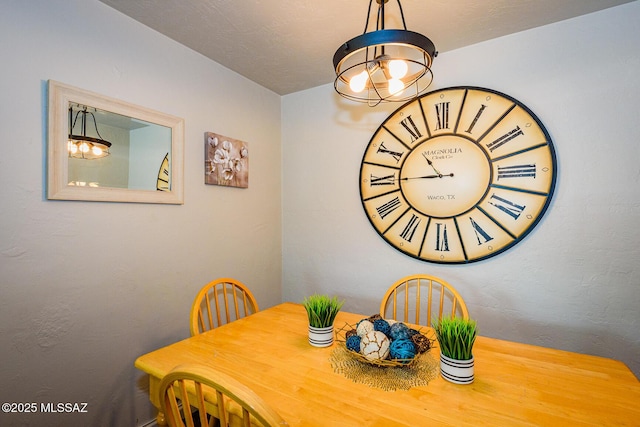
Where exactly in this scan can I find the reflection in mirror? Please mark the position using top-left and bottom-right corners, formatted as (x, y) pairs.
(48, 80), (184, 204)
(68, 105), (112, 160)
(67, 103), (172, 191)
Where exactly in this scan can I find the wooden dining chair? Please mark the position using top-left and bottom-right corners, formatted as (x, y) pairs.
(158, 364), (288, 427)
(190, 278), (259, 336)
(380, 274), (469, 327)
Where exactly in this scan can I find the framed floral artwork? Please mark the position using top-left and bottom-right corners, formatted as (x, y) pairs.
(205, 132), (249, 188)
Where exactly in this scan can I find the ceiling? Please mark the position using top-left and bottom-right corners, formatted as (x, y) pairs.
(98, 0), (635, 95)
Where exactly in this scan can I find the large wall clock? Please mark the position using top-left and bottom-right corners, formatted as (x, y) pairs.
(359, 86), (557, 264)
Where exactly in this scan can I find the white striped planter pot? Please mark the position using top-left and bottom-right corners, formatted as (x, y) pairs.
(308, 325), (334, 347)
(440, 353), (474, 384)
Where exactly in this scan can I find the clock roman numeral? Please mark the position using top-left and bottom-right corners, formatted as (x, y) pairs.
(399, 214), (420, 242)
(465, 104), (487, 134)
(486, 126), (523, 152)
(399, 115), (422, 142)
(497, 164), (536, 179)
(370, 174), (395, 186)
(435, 223), (450, 252)
(470, 218), (494, 245)
(376, 142), (404, 163)
(435, 102), (450, 130)
(489, 194), (526, 220)
(376, 196), (401, 219)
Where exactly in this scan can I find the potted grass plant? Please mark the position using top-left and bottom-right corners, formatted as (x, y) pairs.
(302, 294), (344, 347)
(433, 316), (478, 384)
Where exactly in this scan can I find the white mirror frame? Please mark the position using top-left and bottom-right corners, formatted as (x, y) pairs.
(47, 80), (184, 204)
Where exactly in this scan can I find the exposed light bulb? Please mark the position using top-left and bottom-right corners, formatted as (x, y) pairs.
(79, 142), (90, 153)
(349, 69), (369, 93)
(68, 141), (78, 154)
(388, 60), (408, 79)
(388, 78), (405, 96)
(91, 146), (103, 156)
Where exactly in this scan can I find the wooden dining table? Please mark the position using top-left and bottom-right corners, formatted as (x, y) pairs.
(135, 302), (640, 426)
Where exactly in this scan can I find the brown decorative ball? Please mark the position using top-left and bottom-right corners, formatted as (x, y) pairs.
(345, 329), (357, 339)
(411, 333), (432, 354)
(368, 314), (382, 322)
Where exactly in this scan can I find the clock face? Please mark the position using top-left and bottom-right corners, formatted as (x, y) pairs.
(359, 86), (557, 264)
(157, 153), (170, 191)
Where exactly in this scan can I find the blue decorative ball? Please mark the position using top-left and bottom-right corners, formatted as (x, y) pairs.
(345, 335), (361, 353)
(389, 322), (411, 341)
(389, 338), (417, 362)
(373, 318), (391, 337)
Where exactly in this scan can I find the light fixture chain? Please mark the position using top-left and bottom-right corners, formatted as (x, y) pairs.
(70, 109), (82, 134)
(396, 0), (408, 30)
(363, 0), (374, 34)
(87, 111), (106, 141)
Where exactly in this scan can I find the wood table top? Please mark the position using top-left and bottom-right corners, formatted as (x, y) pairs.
(135, 302), (640, 426)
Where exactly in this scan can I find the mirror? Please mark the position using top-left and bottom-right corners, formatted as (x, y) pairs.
(47, 80), (184, 204)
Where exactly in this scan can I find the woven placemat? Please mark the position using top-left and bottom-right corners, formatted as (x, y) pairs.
(329, 345), (438, 391)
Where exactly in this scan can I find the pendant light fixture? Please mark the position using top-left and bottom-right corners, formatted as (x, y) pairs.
(333, 0), (437, 107)
(68, 104), (112, 160)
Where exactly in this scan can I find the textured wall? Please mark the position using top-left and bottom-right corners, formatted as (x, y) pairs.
(0, 0), (282, 425)
(282, 2), (640, 379)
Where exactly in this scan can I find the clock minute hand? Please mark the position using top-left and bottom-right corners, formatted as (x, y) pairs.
(400, 173), (454, 181)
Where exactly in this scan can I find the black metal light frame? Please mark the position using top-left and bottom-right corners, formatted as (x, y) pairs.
(333, 0), (437, 106)
(68, 105), (112, 160)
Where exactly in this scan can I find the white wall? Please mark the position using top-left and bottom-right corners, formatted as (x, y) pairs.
(283, 2), (640, 379)
(1, 1), (638, 425)
(0, 0), (282, 425)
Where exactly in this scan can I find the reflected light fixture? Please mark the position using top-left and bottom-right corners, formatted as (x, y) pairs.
(68, 104), (111, 160)
(333, 0), (437, 107)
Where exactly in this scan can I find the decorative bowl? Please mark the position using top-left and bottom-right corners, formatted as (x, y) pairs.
(335, 317), (434, 368)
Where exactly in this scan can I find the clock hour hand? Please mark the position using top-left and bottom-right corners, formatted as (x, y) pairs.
(422, 153), (441, 175)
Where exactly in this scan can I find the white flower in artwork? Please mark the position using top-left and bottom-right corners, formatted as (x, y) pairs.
(221, 167), (234, 180)
(218, 159), (241, 180)
(214, 147), (230, 167)
(206, 134), (248, 185)
(214, 145), (237, 180)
